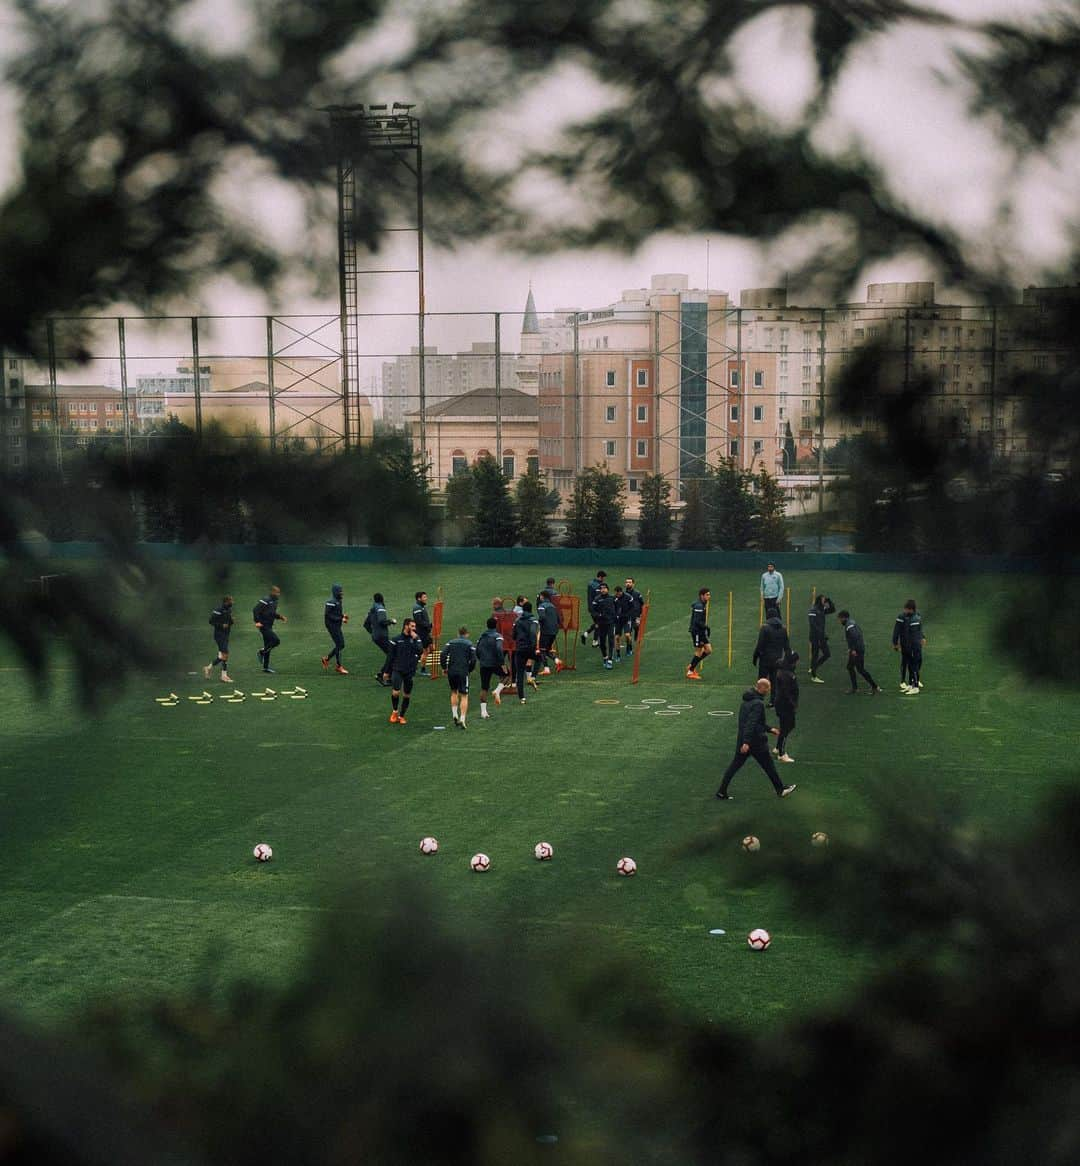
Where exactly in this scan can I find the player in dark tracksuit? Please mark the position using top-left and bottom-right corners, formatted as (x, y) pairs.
(893, 600), (926, 694)
(752, 615), (790, 704)
(612, 586), (633, 662)
(364, 593), (395, 684)
(807, 594), (836, 682)
(440, 626), (477, 730)
(204, 596), (234, 683)
(593, 582), (617, 669)
(580, 570), (606, 645)
(412, 592), (433, 677)
(253, 586), (286, 674)
(622, 578), (644, 658)
(838, 611), (881, 694)
(512, 602), (540, 702)
(536, 591), (561, 675)
(384, 618), (424, 724)
(773, 650), (800, 763)
(322, 583), (348, 674)
(476, 617), (508, 718)
(687, 588), (712, 679)
(716, 680), (796, 799)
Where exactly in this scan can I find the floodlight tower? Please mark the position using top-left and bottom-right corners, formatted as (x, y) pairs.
(327, 103), (425, 452)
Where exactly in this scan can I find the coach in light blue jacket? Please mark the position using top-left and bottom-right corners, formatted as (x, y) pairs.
(760, 563), (784, 620)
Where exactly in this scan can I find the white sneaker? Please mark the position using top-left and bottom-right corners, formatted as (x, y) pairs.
(811, 675), (825, 684)
(778, 754), (795, 763)
(481, 710), (490, 719)
(221, 673), (233, 683)
(900, 683), (911, 693)
(917, 681), (923, 688)
(903, 687), (919, 695)
(541, 667), (552, 676)
(203, 665), (212, 679)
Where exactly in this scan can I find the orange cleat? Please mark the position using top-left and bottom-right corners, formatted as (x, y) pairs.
(389, 711), (400, 723)
(335, 664), (349, 675)
(686, 670), (702, 680)
(397, 715), (407, 725)
(321, 656), (329, 670)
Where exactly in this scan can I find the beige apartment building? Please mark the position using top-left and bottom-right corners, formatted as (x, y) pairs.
(140, 357), (367, 447)
(412, 386), (539, 488)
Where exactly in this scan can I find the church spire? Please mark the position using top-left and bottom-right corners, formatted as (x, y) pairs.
(522, 284), (540, 335)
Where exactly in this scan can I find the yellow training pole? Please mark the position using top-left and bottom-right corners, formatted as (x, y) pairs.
(728, 591), (734, 669)
(758, 595), (764, 625)
(786, 589), (791, 626)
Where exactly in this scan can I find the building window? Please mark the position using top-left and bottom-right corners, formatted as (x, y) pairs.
(730, 439), (739, 456)
(729, 370), (739, 387)
(8, 416), (19, 429)
(753, 405), (764, 422)
(605, 370), (616, 387)
(605, 405), (616, 423)
(527, 455), (539, 476)
(451, 452), (468, 476)
(730, 405), (739, 422)
(636, 405), (648, 423)
(636, 439), (647, 458)
(628, 477), (639, 493)
(753, 370), (764, 388)
(9, 435), (21, 447)
(604, 440), (616, 457)
(502, 452), (515, 478)
(753, 439), (763, 455)
(636, 368), (649, 387)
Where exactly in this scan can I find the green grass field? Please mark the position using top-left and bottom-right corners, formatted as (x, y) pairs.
(2, 562), (1076, 1031)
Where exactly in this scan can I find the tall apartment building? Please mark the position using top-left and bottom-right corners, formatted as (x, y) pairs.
(539, 274), (741, 502)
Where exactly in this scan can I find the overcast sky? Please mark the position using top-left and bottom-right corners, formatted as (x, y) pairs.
(1, 0), (1075, 363)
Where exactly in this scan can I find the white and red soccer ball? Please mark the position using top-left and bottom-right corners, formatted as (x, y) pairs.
(534, 841), (554, 861)
(419, 836), (439, 855)
(742, 835), (761, 853)
(253, 843), (273, 862)
(747, 928), (771, 951)
(470, 852), (491, 872)
(616, 856), (637, 877)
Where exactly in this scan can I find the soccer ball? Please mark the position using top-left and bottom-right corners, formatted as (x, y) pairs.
(747, 928), (771, 951)
(742, 835), (761, 852)
(616, 856), (637, 876)
(419, 836), (439, 855)
(253, 843), (273, 862)
(470, 852), (491, 872)
(811, 831), (829, 848)
(534, 841), (554, 861)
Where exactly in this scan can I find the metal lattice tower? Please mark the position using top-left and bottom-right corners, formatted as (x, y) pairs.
(327, 103), (425, 452)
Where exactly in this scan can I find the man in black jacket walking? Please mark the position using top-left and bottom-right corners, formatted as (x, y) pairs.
(838, 610), (881, 695)
(716, 679), (796, 800)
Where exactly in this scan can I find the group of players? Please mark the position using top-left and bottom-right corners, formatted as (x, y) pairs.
(199, 569), (926, 759)
(710, 564), (929, 801)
